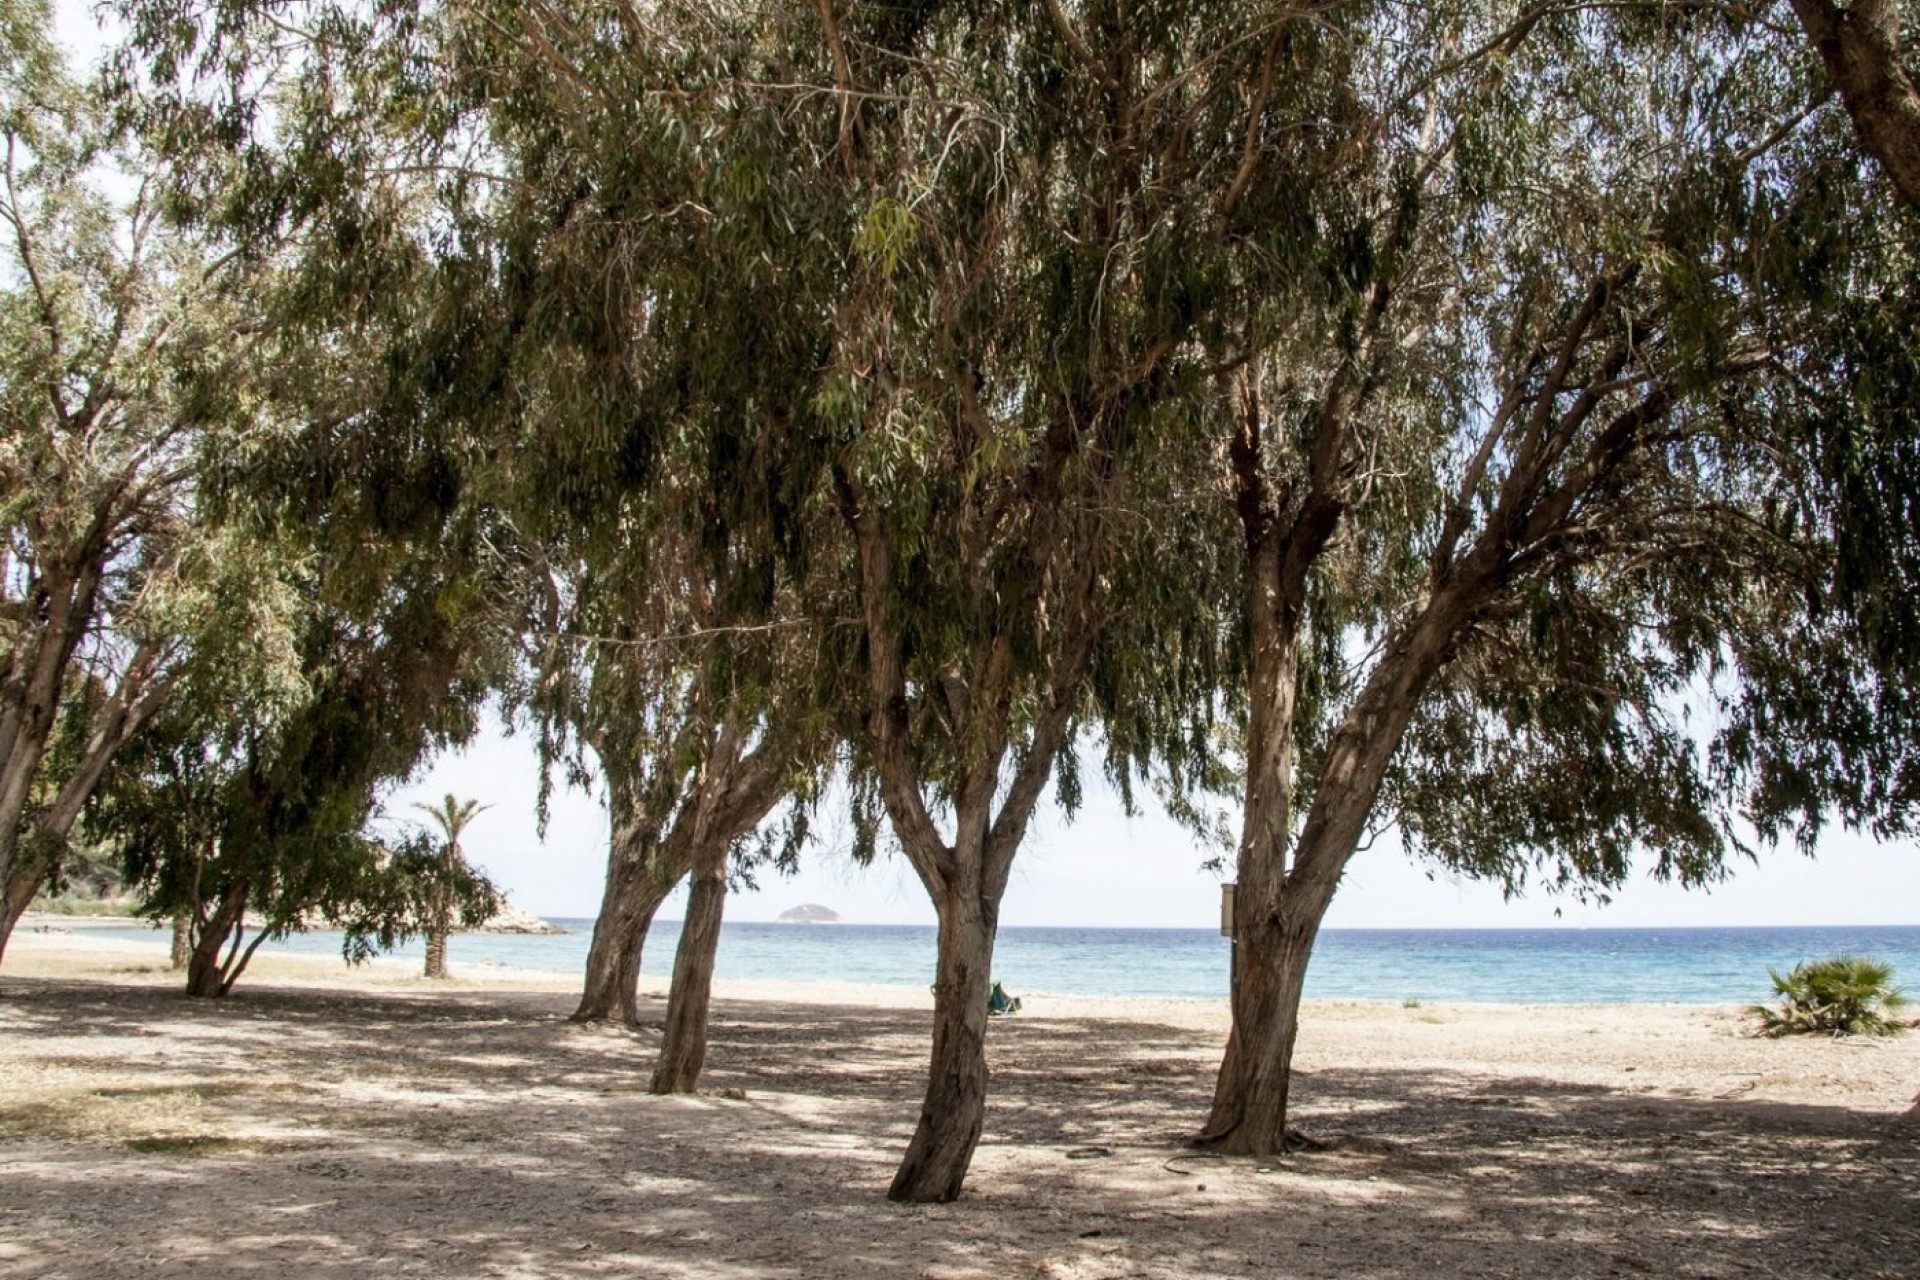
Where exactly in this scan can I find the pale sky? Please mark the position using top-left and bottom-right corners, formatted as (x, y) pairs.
(388, 725), (1918, 929)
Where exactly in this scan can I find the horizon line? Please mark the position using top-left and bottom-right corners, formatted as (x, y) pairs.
(549, 916), (1920, 932)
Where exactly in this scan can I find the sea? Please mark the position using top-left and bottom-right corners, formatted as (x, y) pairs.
(63, 919), (1920, 1004)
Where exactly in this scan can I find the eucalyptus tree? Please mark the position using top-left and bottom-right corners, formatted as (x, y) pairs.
(403, 2), (857, 1046)
(1076, 2), (1920, 1156)
(510, 532), (833, 1036)
(92, 0), (536, 995)
(100, 0), (807, 1027)
(477, 141), (847, 1034)
(100, 0), (1920, 1199)
(45, 513), (305, 951)
(96, 504), (500, 997)
(0, 1), (260, 957)
(779, 3), (1277, 1201)
(370, 0), (1223, 1193)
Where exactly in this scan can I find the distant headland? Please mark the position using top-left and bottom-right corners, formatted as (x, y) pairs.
(778, 904), (840, 924)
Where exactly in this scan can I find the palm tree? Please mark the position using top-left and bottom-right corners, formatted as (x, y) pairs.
(1750, 957), (1910, 1037)
(411, 794), (488, 979)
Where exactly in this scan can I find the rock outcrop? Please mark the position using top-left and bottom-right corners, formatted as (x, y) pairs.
(469, 901), (569, 934)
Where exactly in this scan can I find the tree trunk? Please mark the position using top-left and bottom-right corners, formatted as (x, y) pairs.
(0, 740), (52, 924)
(0, 857), (41, 965)
(888, 892), (996, 1203)
(185, 881), (249, 998)
(1203, 575), (1470, 1151)
(1789, 0), (1920, 212)
(0, 616), (166, 968)
(0, 568), (102, 905)
(575, 829), (686, 1026)
(423, 921), (450, 979)
(1202, 879), (1334, 1152)
(1196, 481), (1323, 1152)
(169, 912), (192, 970)
(650, 837), (728, 1094)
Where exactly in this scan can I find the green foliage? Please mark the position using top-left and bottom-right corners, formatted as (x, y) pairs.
(0, 0), (294, 919)
(90, 0), (1920, 979)
(66, 0), (1920, 1189)
(1749, 956), (1911, 1038)
(337, 829), (499, 965)
(412, 793), (487, 852)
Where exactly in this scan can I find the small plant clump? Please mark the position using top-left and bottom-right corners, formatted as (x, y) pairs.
(1749, 956), (1911, 1038)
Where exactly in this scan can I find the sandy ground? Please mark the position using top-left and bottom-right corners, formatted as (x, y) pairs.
(1, 929), (1916, 1280)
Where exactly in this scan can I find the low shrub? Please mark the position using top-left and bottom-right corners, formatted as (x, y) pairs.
(1748, 956), (1910, 1037)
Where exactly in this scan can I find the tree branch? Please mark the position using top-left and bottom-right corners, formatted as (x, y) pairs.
(809, 0), (860, 174)
(1042, 0), (1121, 95)
(1788, 0), (1920, 210)
(833, 466), (953, 896)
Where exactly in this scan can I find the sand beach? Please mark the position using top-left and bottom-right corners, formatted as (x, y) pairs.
(1, 925), (1915, 1279)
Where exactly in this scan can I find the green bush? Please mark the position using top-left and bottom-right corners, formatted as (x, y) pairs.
(1749, 956), (1910, 1038)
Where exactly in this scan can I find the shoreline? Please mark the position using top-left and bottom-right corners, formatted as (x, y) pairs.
(13, 911), (1913, 1010)
(23, 908), (1920, 933)
(0, 925), (1796, 1021)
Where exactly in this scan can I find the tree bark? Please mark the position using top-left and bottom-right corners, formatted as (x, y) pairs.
(1204, 592), (1467, 1151)
(1202, 879), (1336, 1151)
(647, 712), (786, 1091)
(888, 888), (996, 1203)
(1789, 0), (1920, 211)
(423, 921), (450, 979)
(0, 631), (170, 968)
(0, 711), (57, 913)
(1199, 352), (1353, 1153)
(1196, 571), (1332, 1152)
(0, 857), (41, 965)
(574, 824), (688, 1026)
(1200, 358), (1610, 1149)
(838, 457), (1097, 1203)
(0, 565), (103, 904)
(169, 911), (192, 970)
(185, 880), (249, 998)
(650, 834), (728, 1094)
(39, 640), (171, 842)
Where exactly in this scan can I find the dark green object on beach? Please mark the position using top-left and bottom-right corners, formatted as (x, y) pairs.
(1749, 956), (1909, 1037)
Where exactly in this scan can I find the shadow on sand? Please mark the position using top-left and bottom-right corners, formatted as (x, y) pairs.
(1, 977), (1914, 1279)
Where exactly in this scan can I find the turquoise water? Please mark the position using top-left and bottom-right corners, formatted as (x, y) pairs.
(66, 919), (1920, 1004)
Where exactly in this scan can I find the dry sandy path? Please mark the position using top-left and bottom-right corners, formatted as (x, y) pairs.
(1, 936), (1915, 1279)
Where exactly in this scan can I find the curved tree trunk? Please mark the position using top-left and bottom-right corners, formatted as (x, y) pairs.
(1201, 882), (1333, 1152)
(1198, 481), (1323, 1153)
(888, 891), (996, 1203)
(0, 857), (41, 965)
(1202, 562), (1470, 1151)
(185, 880), (249, 999)
(650, 837), (729, 1094)
(0, 618), (78, 912)
(575, 828), (686, 1026)
(0, 571), (157, 923)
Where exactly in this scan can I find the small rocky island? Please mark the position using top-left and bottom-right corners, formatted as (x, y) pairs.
(471, 901), (570, 934)
(778, 903), (840, 924)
